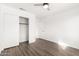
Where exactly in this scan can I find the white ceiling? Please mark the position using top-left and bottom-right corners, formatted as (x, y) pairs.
(4, 3), (79, 18)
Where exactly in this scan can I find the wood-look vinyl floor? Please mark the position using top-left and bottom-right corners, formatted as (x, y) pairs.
(1, 38), (79, 56)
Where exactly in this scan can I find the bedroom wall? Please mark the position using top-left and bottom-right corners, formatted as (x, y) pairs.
(0, 4), (37, 53)
(37, 5), (79, 49)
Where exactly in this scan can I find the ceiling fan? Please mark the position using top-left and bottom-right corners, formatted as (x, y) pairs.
(34, 3), (50, 10)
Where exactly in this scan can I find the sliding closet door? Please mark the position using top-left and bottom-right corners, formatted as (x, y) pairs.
(19, 17), (29, 43)
(4, 13), (19, 48)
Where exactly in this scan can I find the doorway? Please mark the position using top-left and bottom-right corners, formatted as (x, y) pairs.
(19, 17), (29, 43)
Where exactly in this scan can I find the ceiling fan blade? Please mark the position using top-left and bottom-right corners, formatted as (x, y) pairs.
(34, 3), (43, 6)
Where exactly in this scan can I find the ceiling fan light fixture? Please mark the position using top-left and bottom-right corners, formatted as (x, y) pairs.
(43, 3), (49, 9)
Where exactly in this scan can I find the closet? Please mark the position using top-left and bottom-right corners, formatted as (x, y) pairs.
(19, 17), (29, 43)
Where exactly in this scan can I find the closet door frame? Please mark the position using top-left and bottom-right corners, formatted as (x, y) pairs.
(19, 16), (29, 43)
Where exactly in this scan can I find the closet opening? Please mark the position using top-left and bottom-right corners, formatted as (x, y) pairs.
(19, 16), (29, 44)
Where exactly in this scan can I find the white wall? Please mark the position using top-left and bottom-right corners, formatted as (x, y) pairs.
(37, 5), (79, 49)
(0, 4), (37, 53)
(0, 5), (4, 53)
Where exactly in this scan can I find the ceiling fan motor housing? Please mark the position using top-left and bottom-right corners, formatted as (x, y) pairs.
(43, 3), (49, 6)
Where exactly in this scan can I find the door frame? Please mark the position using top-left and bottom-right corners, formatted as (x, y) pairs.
(19, 16), (29, 43)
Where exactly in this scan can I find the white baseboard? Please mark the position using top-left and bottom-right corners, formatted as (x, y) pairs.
(29, 38), (36, 44)
(0, 48), (3, 54)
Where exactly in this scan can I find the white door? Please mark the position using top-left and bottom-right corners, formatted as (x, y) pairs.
(4, 13), (19, 48)
(19, 17), (29, 43)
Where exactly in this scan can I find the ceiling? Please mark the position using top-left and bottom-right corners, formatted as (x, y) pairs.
(3, 3), (79, 18)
